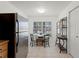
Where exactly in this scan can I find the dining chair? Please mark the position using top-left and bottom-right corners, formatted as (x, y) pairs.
(30, 34), (35, 47)
(44, 34), (50, 47)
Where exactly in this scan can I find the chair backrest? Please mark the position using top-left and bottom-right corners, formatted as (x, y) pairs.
(30, 34), (34, 41)
(44, 34), (50, 40)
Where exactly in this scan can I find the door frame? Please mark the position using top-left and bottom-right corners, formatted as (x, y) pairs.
(68, 6), (79, 57)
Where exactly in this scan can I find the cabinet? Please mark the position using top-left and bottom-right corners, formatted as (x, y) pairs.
(55, 17), (67, 53)
(0, 40), (9, 58)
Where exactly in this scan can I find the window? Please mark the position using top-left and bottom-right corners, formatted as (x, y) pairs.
(33, 22), (51, 34)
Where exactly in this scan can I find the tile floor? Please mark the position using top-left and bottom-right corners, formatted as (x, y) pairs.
(27, 47), (72, 58)
(27, 37), (72, 58)
(16, 46), (28, 58)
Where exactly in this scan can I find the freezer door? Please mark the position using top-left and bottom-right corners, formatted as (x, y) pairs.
(16, 32), (28, 58)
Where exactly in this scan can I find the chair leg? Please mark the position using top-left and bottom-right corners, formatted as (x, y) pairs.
(55, 37), (58, 46)
(48, 41), (50, 47)
(44, 40), (50, 48)
(30, 42), (32, 47)
(44, 41), (46, 48)
(30, 42), (33, 47)
(32, 40), (36, 47)
(45, 41), (50, 47)
(30, 42), (31, 46)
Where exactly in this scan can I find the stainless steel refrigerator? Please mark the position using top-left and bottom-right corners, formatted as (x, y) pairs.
(16, 16), (28, 58)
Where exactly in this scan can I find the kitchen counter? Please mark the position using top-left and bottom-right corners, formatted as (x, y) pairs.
(0, 40), (9, 45)
(0, 40), (9, 58)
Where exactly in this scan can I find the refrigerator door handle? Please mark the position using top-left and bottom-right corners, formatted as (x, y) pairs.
(16, 20), (19, 52)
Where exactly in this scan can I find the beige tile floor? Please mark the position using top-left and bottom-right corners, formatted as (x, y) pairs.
(16, 46), (28, 58)
(27, 47), (72, 58)
(27, 38), (72, 58)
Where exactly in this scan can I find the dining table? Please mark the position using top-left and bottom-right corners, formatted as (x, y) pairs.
(33, 33), (45, 46)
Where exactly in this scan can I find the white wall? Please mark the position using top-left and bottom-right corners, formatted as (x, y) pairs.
(58, 1), (79, 57)
(0, 1), (27, 18)
(59, 2), (79, 19)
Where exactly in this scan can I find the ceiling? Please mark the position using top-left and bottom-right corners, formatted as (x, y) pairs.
(10, 1), (71, 17)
